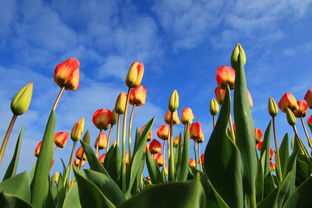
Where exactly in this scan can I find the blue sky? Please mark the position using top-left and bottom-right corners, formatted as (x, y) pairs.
(0, 0), (312, 178)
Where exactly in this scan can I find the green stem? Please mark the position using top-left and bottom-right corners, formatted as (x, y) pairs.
(198, 143), (202, 171)
(193, 141), (198, 169)
(128, 104), (136, 159)
(229, 114), (236, 143)
(106, 125), (113, 152)
(163, 140), (167, 172)
(0, 114), (18, 164)
(116, 114), (120, 146)
(300, 117), (312, 148)
(65, 141), (76, 187)
(168, 112), (175, 181)
(212, 115), (216, 128)
(52, 87), (65, 111)
(272, 117), (283, 183)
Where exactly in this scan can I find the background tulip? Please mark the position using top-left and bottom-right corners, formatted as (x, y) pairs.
(114, 92), (127, 114)
(190, 122), (203, 141)
(168, 89), (179, 112)
(129, 85), (147, 106)
(34, 141), (42, 157)
(254, 128), (263, 143)
(293, 100), (308, 118)
(304, 89), (312, 108)
(157, 125), (170, 140)
(209, 98), (219, 116)
(268, 97), (278, 117)
(231, 43), (246, 69)
(98, 153), (106, 164)
(216, 65), (236, 89)
(92, 109), (113, 130)
(54, 132), (69, 148)
(94, 132), (108, 150)
(149, 139), (162, 154)
(54, 58), (80, 91)
(189, 159), (196, 168)
(214, 87), (226, 105)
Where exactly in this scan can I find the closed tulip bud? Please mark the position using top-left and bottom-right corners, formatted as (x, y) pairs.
(278, 92), (299, 113)
(268, 97), (278, 117)
(54, 132), (69, 148)
(254, 128), (263, 143)
(149, 139), (162, 154)
(92, 109), (113, 130)
(74, 158), (86, 168)
(98, 153), (106, 164)
(125, 62), (144, 88)
(173, 136), (182, 147)
(168, 90), (179, 112)
(189, 159), (196, 168)
(304, 89), (312, 109)
(307, 115), (312, 128)
(53, 172), (60, 183)
(231, 43), (246, 69)
(157, 125), (170, 140)
(216, 66), (236, 89)
(11, 82), (33, 115)
(129, 85), (147, 106)
(155, 153), (165, 167)
(71, 118), (84, 142)
(76, 146), (86, 160)
(269, 161), (276, 171)
(199, 154), (205, 164)
(110, 110), (118, 126)
(94, 132), (108, 150)
(209, 98), (219, 116)
(181, 107), (194, 125)
(140, 125), (152, 141)
(164, 110), (180, 125)
(54, 58), (80, 90)
(190, 122), (204, 142)
(34, 141), (42, 157)
(247, 90), (253, 108)
(214, 87), (226, 105)
(114, 92), (127, 114)
(256, 141), (263, 151)
(293, 100), (308, 118)
(82, 131), (90, 144)
(286, 108), (296, 126)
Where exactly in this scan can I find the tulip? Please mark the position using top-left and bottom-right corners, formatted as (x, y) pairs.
(53, 172), (60, 183)
(268, 97), (278, 117)
(155, 153), (165, 167)
(278, 93), (299, 113)
(149, 139), (162, 154)
(189, 159), (196, 168)
(199, 154), (205, 164)
(98, 153), (106, 164)
(286, 108), (296, 126)
(157, 125), (170, 140)
(209, 98), (219, 116)
(270, 148), (274, 160)
(34, 141), (42, 157)
(231, 43), (246, 70)
(114, 92), (127, 114)
(76, 146), (86, 160)
(214, 87), (226, 105)
(71, 118), (85, 142)
(216, 66), (236, 89)
(247, 90), (253, 108)
(92, 109), (113, 130)
(164, 110), (180, 125)
(54, 58), (80, 91)
(304, 89), (312, 109)
(94, 132), (108, 150)
(293, 100), (308, 118)
(74, 158), (86, 168)
(270, 161), (276, 171)
(173, 136), (182, 147)
(125, 62), (144, 88)
(129, 85), (147, 106)
(140, 125), (152, 141)
(256, 141), (263, 151)
(168, 90), (179, 112)
(190, 122), (204, 142)
(11, 82), (33, 115)
(54, 132), (69, 148)
(254, 128), (263, 143)
(308, 115), (312, 128)
(181, 107), (194, 125)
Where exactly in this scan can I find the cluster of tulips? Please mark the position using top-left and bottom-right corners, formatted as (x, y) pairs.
(0, 43), (312, 208)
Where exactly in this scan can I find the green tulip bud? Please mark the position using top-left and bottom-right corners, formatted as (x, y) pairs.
(209, 98), (219, 116)
(168, 89), (179, 112)
(231, 43), (246, 69)
(110, 110), (118, 126)
(10, 82), (33, 115)
(286, 108), (296, 126)
(268, 97), (278, 117)
(82, 130), (90, 144)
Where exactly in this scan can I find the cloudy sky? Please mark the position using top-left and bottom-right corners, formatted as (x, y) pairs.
(0, 0), (312, 178)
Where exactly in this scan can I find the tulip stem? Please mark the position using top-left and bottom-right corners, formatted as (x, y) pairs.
(116, 115), (120, 146)
(229, 114), (236, 143)
(52, 87), (65, 111)
(163, 140), (166, 173)
(292, 125), (310, 158)
(128, 104), (136, 159)
(0, 114), (17, 164)
(198, 143), (202, 171)
(95, 130), (101, 157)
(168, 112), (175, 182)
(107, 125), (113, 152)
(272, 117), (283, 183)
(212, 115), (216, 128)
(300, 117), (312, 148)
(193, 141), (198, 169)
(121, 87), (131, 192)
(65, 141), (77, 187)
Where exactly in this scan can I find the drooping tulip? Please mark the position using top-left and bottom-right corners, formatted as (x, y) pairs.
(129, 85), (147, 106)
(54, 132), (69, 148)
(11, 82), (33, 115)
(181, 107), (194, 125)
(190, 122), (204, 142)
(216, 66), (236, 89)
(278, 93), (299, 113)
(92, 109), (113, 130)
(34, 141), (42, 157)
(168, 90), (179, 112)
(149, 139), (162, 154)
(214, 87), (226, 105)
(71, 118), (85, 141)
(164, 110), (180, 125)
(157, 125), (170, 140)
(125, 62), (144, 88)
(293, 100), (308, 118)
(140, 125), (152, 141)
(54, 58), (80, 91)
(304, 89), (312, 109)
(189, 159), (196, 168)
(94, 132), (108, 150)
(254, 128), (263, 143)
(114, 92), (127, 114)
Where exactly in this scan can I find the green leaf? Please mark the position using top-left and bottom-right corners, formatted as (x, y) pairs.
(176, 124), (190, 182)
(204, 88), (243, 208)
(279, 134), (289, 178)
(84, 169), (125, 206)
(0, 171), (30, 203)
(260, 121), (272, 178)
(73, 166), (115, 208)
(30, 110), (56, 208)
(233, 54), (257, 207)
(3, 127), (24, 181)
(174, 133), (183, 171)
(145, 148), (164, 184)
(104, 144), (122, 186)
(62, 182), (81, 208)
(0, 192), (33, 208)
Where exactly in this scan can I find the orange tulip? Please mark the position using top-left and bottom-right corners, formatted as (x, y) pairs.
(54, 132), (69, 148)
(157, 125), (170, 140)
(216, 65), (236, 89)
(98, 153), (106, 164)
(92, 109), (113, 130)
(74, 158), (86, 168)
(164, 110), (180, 125)
(173, 136), (182, 147)
(190, 122), (204, 142)
(54, 58), (80, 90)
(125, 62), (144, 88)
(129, 85), (147, 106)
(214, 87), (226, 105)
(94, 132), (108, 150)
(140, 125), (152, 141)
(189, 159), (196, 168)
(181, 107), (195, 125)
(76, 146), (86, 160)
(34, 141), (42, 157)
(269, 161), (276, 171)
(149, 139), (162, 154)
(155, 153), (165, 167)
(278, 92), (299, 113)
(293, 100), (308, 118)
(304, 89), (312, 109)
(254, 128), (263, 143)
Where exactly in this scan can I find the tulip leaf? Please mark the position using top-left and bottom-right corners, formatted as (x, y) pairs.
(62, 182), (81, 208)
(30, 110), (56, 208)
(0, 192), (34, 208)
(204, 87), (243, 208)
(130, 154), (145, 194)
(234, 54), (257, 207)
(279, 134), (289, 178)
(176, 124), (190, 182)
(3, 127), (24, 181)
(84, 169), (125, 206)
(145, 148), (164, 184)
(104, 144), (122, 186)
(260, 121), (272, 178)
(174, 133), (183, 172)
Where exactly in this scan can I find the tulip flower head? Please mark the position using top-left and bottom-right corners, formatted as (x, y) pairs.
(199, 154), (205, 164)
(129, 85), (147, 106)
(270, 161), (276, 171)
(155, 153), (165, 167)
(189, 159), (196, 168)
(11, 82), (33, 116)
(214, 87), (226, 105)
(157, 125), (170, 140)
(164, 110), (180, 125)
(293, 100), (308, 118)
(74, 158), (86, 168)
(34, 141), (42, 157)
(307, 115), (312, 128)
(190, 122), (204, 142)
(216, 66), (236, 89)
(54, 132), (69, 148)
(270, 148), (274, 160)
(98, 153), (106, 164)
(54, 58), (80, 90)
(94, 132), (108, 150)
(71, 117), (85, 142)
(114, 92), (127, 114)
(53, 172), (60, 183)
(268, 97), (278, 117)
(92, 109), (113, 130)
(286, 108), (296, 126)
(76, 146), (86, 160)
(209, 98), (219, 116)
(256, 141), (263, 151)
(231, 43), (246, 70)
(181, 107), (195, 125)
(168, 90), (179, 112)
(254, 128), (263, 143)
(173, 135), (182, 147)
(149, 139), (162, 154)
(140, 125), (152, 141)
(304, 89), (312, 109)
(125, 62), (144, 88)
(278, 93), (299, 113)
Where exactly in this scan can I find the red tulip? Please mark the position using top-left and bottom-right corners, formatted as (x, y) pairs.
(304, 89), (312, 109)
(269, 161), (276, 171)
(254, 128), (263, 143)
(34, 141), (42, 157)
(189, 159), (196, 168)
(54, 58), (80, 90)
(157, 125), (170, 141)
(190, 122), (204, 142)
(92, 109), (113, 130)
(256, 141), (263, 151)
(54, 132), (69, 148)
(94, 132), (108, 150)
(149, 139), (162, 154)
(98, 153), (106, 164)
(129, 85), (147, 106)
(307, 115), (312, 127)
(270, 148), (274, 160)
(140, 125), (152, 141)
(278, 92), (299, 113)
(216, 66), (236, 89)
(293, 100), (308, 118)
(214, 87), (226, 105)
(199, 153), (205, 164)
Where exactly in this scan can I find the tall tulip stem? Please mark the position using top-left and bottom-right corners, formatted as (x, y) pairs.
(52, 87), (65, 111)
(116, 115), (120, 146)
(168, 112), (175, 181)
(193, 141), (198, 169)
(212, 115), (216, 128)
(292, 125), (310, 158)
(300, 117), (312, 148)
(65, 141), (77, 187)
(107, 125), (113, 152)
(0, 114), (17, 164)
(95, 130), (102, 157)
(198, 143), (202, 171)
(272, 117), (282, 183)
(163, 140), (167, 171)
(128, 104), (136, 159)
